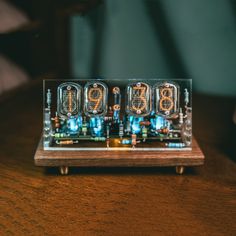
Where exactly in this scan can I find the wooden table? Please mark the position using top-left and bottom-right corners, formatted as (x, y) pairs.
(0, 80), (236, 236)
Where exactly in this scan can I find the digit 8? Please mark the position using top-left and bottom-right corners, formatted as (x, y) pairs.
(159, 87), (174, 112)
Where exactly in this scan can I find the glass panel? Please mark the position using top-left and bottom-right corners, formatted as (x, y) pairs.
(126, 82), (151, 117)
(43, 79), (192, 151)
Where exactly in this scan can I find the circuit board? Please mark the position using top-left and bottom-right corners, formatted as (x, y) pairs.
(43, 79), (192, 151)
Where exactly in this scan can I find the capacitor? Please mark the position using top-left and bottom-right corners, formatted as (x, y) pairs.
(166, 143), (185, 148)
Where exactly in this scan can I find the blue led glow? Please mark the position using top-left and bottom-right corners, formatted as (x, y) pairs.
(121, 139), (132, 145)
(129, 116), (143, 134)
(113, 110), (120, 122)
(151, 116), (167, 130)
(67, 116), (82, 133)
(90, 117), (104, 136)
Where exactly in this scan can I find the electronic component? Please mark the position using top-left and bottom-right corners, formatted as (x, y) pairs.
(43, 79), (192, 150)
(154, 81), (179, 117)
(84, 81), (108, 116)
(57, 82), (82, 117)
(126, 82), (151, 116)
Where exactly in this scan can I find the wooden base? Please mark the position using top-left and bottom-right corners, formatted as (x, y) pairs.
(34, 136), (204, 175)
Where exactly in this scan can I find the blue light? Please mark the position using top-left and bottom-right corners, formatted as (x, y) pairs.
(151, 115), (166, 130)
(113, 110), (120, 122)
(90, 117), (104, 137)
(67, 116), (82, 133)
(129, 116), (143, 134)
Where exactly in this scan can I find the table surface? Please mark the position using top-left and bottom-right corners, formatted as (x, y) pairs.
(0, 80), (235, 236)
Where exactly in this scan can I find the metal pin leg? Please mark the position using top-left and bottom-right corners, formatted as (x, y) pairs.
(175, 166), (185, 175)
(59, 166), (69, 175)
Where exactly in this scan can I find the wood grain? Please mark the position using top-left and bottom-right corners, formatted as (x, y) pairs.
(35, 137), (204, 167)
(0, 80), (236, 236)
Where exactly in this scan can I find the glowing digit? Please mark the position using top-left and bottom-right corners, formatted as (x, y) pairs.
(88, 87), (102, 111)
(84, 81), (108, 116)
(154, 82), (179, 117)
(57, 82), (82, 117)
(68, 90), (73, 113)
(126, 82), (151, 116)
(131, 86), (147, 113)
(159, 87), (174, 112)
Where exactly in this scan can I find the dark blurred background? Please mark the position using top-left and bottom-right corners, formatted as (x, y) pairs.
(0, 0), (236, 97)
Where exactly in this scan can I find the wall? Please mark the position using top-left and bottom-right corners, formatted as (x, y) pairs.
(71, 0), (236, 97)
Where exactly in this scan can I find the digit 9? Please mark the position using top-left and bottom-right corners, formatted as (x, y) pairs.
(84, 81), (108, 116)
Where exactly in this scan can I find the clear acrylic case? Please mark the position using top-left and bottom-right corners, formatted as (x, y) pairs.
(43, 79), (192, 151)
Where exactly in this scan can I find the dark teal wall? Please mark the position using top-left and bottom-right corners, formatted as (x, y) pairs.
(71, 0), (236, 97)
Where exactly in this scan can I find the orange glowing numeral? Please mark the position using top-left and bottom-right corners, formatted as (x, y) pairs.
(131, 86), (147, 113)
(159, 87), (174, 111)
(88, 87), (102, 111)
(68, 90), (73, 113)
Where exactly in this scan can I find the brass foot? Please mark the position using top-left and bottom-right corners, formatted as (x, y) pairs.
(59, 166), (69, 175)
(175, 166), (185, 175)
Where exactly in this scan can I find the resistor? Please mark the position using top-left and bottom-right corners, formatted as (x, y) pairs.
(126, 120), (131, 134)
(184, 88), (189, 106)
(46, 89), (51, 109)
(140, 121), (151, 126)
(108, 106), (113, 117)
(166, 143), (185, 148)
(106, 138), (110, 148)
(104, 116), (113, 122)
(106, 125), (110, 139)
(157, 127), (169, 134)
(179, 108), (183, 124)
(93, 137), (106, 142)
(52, 113), (60, 129)
(142, 127), (148, 139)
(131, 134), (137, 147)
(82, 117), (87, 136)
(54, 133), (68, 138)
(56, 140), (78, 145)
(119, 121), (124, 138)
